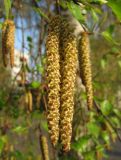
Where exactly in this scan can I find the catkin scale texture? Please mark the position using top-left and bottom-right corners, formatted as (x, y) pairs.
(46, 16), (61, 146)
(60, 20), (78, 152)
(6, 20), (15, 68)
(78, 32), (93, 110)
(2, 20), (9, 67)
(2, 20), (15, 67)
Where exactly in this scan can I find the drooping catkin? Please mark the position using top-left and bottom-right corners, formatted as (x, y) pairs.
(40, 136), (49, 160)
(1, 19), (15, 68)
(25, 90), (33, 112)
(28, 91), (33, 112)
(6, 20), (15, 68)
(46, 16), (61, 146)
(2, 20), (9, 67)
(78, 32), (93, 110)
(60, 19), (78, 152)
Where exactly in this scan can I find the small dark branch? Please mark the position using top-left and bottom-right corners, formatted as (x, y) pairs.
(56, 0), (61, 15)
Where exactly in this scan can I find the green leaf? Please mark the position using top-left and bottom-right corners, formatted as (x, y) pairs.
(0, 136), (8, 154)
(108, 0), (121, 21)
(110, 117), (121, 128)
(27, 36), (32, 42)
(101, 25), (118, 45)
(90, 0), (107, 4)
(83, 151), (95, 160)
(113, 108), (121, 117)
(12, 126), (27, 134)
(67, 1), (84, 22)
(72, 135), (90, 152)
(36, 64), (44, 74)
(101, 58), (107, 69)
(101, 100), (113, 116)
(4, 0), (11, 19)
(87, 122), (101, 138)
(0, 139), (4, 154)
(30, 81), (40, 89)
(91, 8), (99, 22)
(101, 131), (110, 144)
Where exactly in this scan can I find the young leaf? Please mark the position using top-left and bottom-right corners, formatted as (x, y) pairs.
(87, 122), (101, 138)
(30, 81), (41, 89)
(67, 1), (84, 22)
(108, 0), (121, 21)
(100, 100), (113, 116)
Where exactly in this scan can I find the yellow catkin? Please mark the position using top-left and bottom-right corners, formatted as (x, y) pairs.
(78, 32), (93, 110)
(2, 20), (9, 67)
(60, 19), (78, 152)
(46, 15), (61, 146)
(6, 20), (15, 68)
(28, 91), (33, 112)
(25, 90), (33, 112)
(40, 136), (49, 160)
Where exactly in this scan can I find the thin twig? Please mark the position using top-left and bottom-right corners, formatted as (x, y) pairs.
(94, 100), (121, 142)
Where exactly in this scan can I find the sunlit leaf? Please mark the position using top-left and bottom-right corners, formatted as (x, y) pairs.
(30, 81), (40, 89)
(101, 100), (113, 116)
(67, 1), (84, 22)
(87, 122), (101, 138)
(108, 0), (121, 21)
(72, 135), (90, 152)
(101, 25), (119, 45)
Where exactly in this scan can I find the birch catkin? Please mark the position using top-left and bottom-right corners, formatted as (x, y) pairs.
(6, 20), (15, 68)
(46, 16), (61, 146)
(60, 19), (78, 152)
(40, 136), (49, 160)
(2, 19), (15, 67)
(78, 32), (93, 110)
(2, 20), (9, 67)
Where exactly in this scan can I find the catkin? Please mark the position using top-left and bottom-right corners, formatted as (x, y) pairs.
(28, 91), (33, 112)
(25, 91), (33, 112)
(40, 136), (49, 160)
(60, 19), (78, 152)
(2, 20), (9, 67)
(6, 20), (15, 68)
(2, 19), (15, 68)
(78, 32), (93, 110)
(46, 16), (61, 146)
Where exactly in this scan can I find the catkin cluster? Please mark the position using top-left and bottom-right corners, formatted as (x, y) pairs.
(46, 16), (61, 146)
(46, 16), (78, 151)
(2, 19), (15, 67)
(78, 32), (93, 110)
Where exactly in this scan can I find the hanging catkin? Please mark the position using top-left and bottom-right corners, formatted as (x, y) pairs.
(6, 20), (15, 68)
(2, 20), (9, 67)
(46, 16), (61, 146)
(78, 32), (93, 110)
(60, 19), (78, 152)
(40, 136), (49, 160)
(2, 19), (15, 68)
